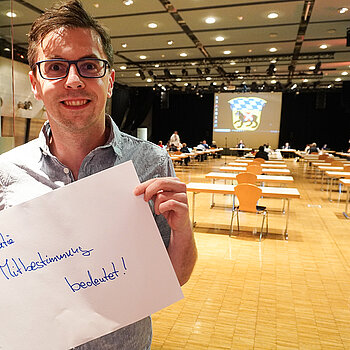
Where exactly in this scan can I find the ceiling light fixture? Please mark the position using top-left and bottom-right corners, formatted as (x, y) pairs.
(319, 44), (328, 49)
(215, 36), (225, 42)
(139, 55), (147, 60)
(230, 61), (236, 65)
(121, 43), (127, 48)
(205, 17), (216, 24)
(269, 47), (277, 52)
(237, 16), (243, 21)
(271, 80), (276, 84)
(180, 52), (188, 57)
(148, 22), (158, 29)
(93, 3), (99, 8)
(146, 78), (152, 83)
(267, 12), (278, 19)
(291, 83), (297, 90)
(122, 0), (133, 5)
(335, 78), (342, 81)
(6, 11), (17, 17)
(154, 64), (160, 68)
(309, 65), (315, 70)
(120, 66), (127, 70)
(338, 7), (348, 14)
(167, 40), (174, 45)
(341, 71), (349, 76)
(223, 50), (231, 55)
(270, 59), (277, 63)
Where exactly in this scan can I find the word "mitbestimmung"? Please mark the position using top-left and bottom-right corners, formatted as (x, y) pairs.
(0, 246), (94, 280)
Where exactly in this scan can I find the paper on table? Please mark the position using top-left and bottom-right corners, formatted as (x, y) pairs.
(0, 160), (183, 349)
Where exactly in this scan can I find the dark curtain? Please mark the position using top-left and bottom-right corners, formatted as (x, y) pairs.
(151, 91), (214, 147)
(111, 85), (154, 134)
(279, 89), (350, 151)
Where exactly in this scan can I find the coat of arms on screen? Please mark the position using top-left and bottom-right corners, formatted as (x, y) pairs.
(228, 97), (266, 131)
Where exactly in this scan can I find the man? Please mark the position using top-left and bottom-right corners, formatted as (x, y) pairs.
(0, 1), (197, 349)
(169, 130), (181, 148)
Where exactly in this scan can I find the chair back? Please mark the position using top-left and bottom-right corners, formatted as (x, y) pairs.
(246, 164), (262, 175)
(254, 158), (265, 163)
(234, 183), (262, 213)
(343, 165), (350, 172)
(330, 160), (343, 167)
(318, 154), (328, 160)
(236, 172), (257, 184)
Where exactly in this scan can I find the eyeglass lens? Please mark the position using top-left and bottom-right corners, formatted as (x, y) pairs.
(39, 59), (106, 79)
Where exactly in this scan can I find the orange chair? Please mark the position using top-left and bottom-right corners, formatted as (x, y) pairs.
(230, 183), (268, 241)
(318, 154), (328, 160)
(236, 172), (257, 184)
(253, 158), (265, 164)
(330, 160), (343, 167)
(343, 165), (350, 172)
(246, 164), (262, 175)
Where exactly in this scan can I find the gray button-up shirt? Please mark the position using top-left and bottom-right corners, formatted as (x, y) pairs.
(0, 115), (175, 349)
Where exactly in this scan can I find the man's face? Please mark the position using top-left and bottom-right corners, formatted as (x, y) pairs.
(29, 27), (115, 133)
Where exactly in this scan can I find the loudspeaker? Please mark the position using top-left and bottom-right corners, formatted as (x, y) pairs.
(315, 90), (326, 110)
(347, 28), (350, 47)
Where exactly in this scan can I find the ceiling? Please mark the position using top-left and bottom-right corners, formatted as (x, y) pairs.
(1, 0), (350, 92)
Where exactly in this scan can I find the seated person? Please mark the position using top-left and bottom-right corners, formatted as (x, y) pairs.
(180, 143), (191, 165)
(255, 145), (269, 160)
(211, 140), (217, 148)
(202, 140), (210, 149)
(196, 142), (206, 151)
(282, 142), (291, 149)
(307, 143), (320, 154)
(168, 143), (179, 152)
(158, 140), (163, 148)
(236, 140), (245, 148)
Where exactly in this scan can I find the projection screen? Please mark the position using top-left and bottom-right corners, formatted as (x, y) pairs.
(212, 92), (282, 149)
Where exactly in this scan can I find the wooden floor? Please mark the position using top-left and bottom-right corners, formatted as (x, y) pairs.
(151, 156), (350, 350)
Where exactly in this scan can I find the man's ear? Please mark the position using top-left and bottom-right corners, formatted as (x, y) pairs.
(107, 69), (115, 98)
(29, 71), (43, 101)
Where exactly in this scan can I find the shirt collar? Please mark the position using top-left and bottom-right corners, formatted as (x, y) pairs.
(38, 114), (123, 158)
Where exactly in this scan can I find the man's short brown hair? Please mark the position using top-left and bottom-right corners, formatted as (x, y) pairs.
(27, 0), (114, 69)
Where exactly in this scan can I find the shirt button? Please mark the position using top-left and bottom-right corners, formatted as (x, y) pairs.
(63, 168), (70, 174)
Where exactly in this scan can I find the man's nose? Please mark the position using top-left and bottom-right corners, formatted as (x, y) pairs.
(64, 63), (85, 89)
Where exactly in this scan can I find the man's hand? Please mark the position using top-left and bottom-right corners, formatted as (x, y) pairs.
(134, 177), (197, 285)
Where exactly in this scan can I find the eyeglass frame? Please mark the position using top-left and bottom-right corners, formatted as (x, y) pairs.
(34, 58), (111, 80)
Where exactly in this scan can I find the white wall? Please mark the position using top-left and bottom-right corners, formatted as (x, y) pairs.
(0, 57), (47, 120)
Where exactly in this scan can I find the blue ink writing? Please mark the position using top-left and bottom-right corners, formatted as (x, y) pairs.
(0, 233), (15, 250)
(0, 246), (94, 280)
(65, 257), (127, 293)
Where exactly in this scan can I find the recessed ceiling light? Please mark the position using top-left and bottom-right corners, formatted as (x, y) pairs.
(176, 78), (182, 81)
(139, 55), (147, 59)
(230, 61), (236, 65)
(327, 29), (336, 34)
(215, 36), (225, 42)
(4, 47), (10, 52)
(206, 77), (212, 80)
(341, 71), (349, 76)
(205, 17), (216, 24)
(328, 84), (332, 88)
(335, 77), (342, 81)
(93, 3), (99, 8)
(267, 12), (278, 19)
(269, 33), (278, 38)
(238, 76), (243, 79)
(136, 73), (140, 76)
(338, 7), (348, 14)
(154, 64), (160, 68)
(235, 70), (239, 73)
(161, 54), (165, 58)
(271, 80), (276, 84)
(269, 47), (277, 52)
(223, 50), (231, 55)
(146, 78), (152, 82)
(121, 43), (127, 48)
(6, 11), (17, 17)
(303, 79), (308, 82)
(320, 44), (328, 49)
(148, 22), (158, 29)
(167, 40), (174, 45)
(180, 52), (188, 57)
(237, 16), (243, 21)
(184, 83), (188, 86)
(213, 82), (217, 85)
(309, 65), (315, 70)
(270, 59), (277, 63)
(120, 66), (127, 70)
(123, 0), (133, 5)
(248, 49), (253, 53)
(191, 62), (196, 65)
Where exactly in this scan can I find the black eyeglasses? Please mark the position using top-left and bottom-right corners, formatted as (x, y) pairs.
(35, 58), (110, 80)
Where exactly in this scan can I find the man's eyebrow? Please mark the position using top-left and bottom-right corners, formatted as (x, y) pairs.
(43, 54), (102, 60)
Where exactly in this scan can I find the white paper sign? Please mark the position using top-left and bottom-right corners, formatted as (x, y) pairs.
(0, 161), (183, 349)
